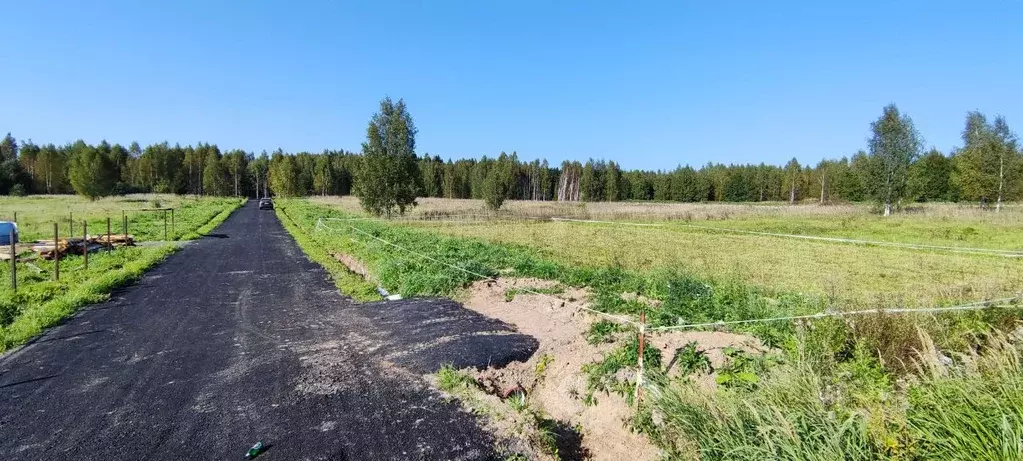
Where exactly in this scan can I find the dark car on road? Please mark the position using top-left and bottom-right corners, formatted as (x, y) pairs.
(258, 198), (274, 210)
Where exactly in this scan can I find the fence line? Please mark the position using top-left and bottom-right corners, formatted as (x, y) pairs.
(320, 215), (547, 225)
(321, 214), (1022, 257)
(547, 217), (1023, 257)
(315, 218), (641, 327)
(314, 215), (1022, 331)
(312, 212), (1023, 407)
(647, 297), (1023, 332)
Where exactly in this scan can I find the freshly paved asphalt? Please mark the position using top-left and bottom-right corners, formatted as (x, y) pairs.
(0, 201), (538, 460)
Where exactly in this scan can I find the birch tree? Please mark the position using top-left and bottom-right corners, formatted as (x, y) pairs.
(866, 104), (921, 216)
(954, 112), (1017, 211)
(356, 97), (420, 216)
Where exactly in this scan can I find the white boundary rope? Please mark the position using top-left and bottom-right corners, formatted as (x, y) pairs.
(647, 297), (1022, 332)
(323, 215), (1022, 257)
(547, 217), (1023, 257)
(312, 215), (1022, 334)
(315, 218), (640, 327)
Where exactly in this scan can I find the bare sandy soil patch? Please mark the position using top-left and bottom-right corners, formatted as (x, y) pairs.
(454, 277), (763, 460)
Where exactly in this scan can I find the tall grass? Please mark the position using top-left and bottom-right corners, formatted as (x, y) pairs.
(907, 333), (1023, 461)
(648, 361), (885, 460)
(645, 332), (1023, 461)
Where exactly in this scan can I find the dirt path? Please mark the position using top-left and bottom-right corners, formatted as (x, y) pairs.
(0, 201), (536, 460)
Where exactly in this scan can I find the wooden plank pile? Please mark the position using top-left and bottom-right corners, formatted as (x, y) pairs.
(0, 246), (23, 261)
(30, 234), (135, 260)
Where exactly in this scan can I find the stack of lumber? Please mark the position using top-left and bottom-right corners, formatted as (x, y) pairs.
(31, 239), (72, 260)
(94, 234), (135, 246)
(0, 244), (33, 262)
(30, 234), (135, 260)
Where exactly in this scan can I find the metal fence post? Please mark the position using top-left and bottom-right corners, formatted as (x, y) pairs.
(9, 228), (15, 292)
(83, 220), (89, 269)
(171, 209), (175, 238)
(164, 210), (168, 240)
(107, 217), (112, 253)
(53, 223), (60, 282)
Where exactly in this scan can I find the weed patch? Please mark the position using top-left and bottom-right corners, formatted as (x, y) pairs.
(583, 336), (662, 404)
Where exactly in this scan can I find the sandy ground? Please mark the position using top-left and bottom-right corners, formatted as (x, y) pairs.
(458, 277), (657, 461)
(326, 242), (766, 460)
(456, 276), (769, 460)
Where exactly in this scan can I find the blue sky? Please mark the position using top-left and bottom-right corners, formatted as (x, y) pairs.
(1, 1), (1020, 171)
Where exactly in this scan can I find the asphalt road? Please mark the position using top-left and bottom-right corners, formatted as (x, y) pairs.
(0, 201), (538, 460)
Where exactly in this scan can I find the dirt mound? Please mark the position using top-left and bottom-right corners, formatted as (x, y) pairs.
(457, 277), (766, 460)
(649, 330), (765, 390)
(459, 278), (654, 461)
(330, 252), (371, 280)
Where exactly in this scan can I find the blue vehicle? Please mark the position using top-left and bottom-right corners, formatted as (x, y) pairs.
(0, 221), (18, 245)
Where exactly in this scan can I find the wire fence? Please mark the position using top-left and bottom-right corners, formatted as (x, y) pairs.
(312, 213), (1023, 404)
(314, 216), (1023, 331)
(321, 213), (1023, 257)
(548, 217), (1023, 258)
(315, 218), (639, 327)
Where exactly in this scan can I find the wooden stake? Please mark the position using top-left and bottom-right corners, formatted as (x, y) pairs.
(53, 223), (60, 282)
(9, 228), (15, 292)
(83, 220), (89, 269)
(107, 217), (112, 253)
(164, 210), (168, 240)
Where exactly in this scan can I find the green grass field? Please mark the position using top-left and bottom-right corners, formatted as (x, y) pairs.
(0, 195), (242, 351)
(281, 196), (1023, 461)
(0, 194), (244, 242)
(306, 196), (1023, 307)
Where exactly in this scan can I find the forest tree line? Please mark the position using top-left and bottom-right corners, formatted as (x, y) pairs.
(1, 105), (1020, 210)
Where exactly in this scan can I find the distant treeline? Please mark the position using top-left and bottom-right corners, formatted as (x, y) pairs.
(1, 109), (1019, 206)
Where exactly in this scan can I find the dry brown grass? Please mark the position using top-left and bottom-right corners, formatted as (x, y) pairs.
(311, 196), (1023, 224)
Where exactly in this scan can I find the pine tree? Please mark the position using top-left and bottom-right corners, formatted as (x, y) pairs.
(0, 133), (16, 162)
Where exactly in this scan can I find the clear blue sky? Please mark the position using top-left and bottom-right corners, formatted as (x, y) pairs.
(2, 1), (1020, 171)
